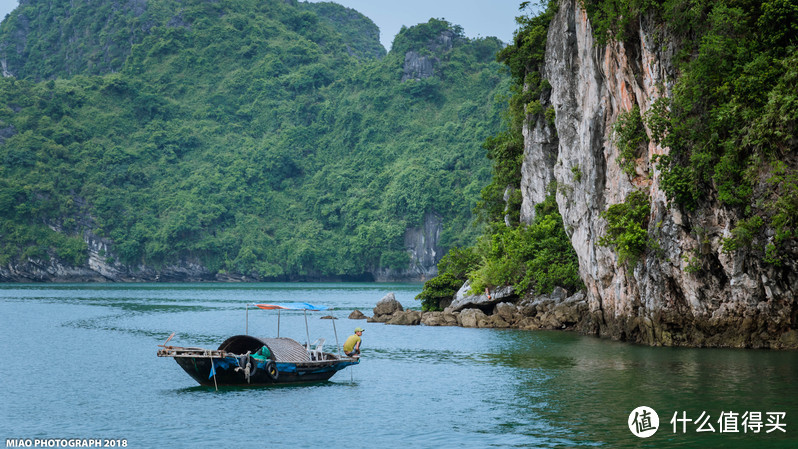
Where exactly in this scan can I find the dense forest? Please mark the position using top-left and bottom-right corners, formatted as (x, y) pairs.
(0, 0), (509, 279)
(3, 0), (793, 301)
(417, 0), (583, 309)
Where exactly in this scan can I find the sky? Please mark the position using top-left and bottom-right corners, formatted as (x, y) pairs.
(0, 0), (527, 50)
(304, 0), (525, 50)
(0, 0), (17, 22)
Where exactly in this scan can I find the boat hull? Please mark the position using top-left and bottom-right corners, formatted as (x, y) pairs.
(174, 355), (358, 387)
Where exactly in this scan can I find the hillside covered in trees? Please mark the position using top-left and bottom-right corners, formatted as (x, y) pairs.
(0, 0), (509, 281)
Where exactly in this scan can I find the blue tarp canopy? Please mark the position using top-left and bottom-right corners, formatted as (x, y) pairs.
(254, 303), (328, 311)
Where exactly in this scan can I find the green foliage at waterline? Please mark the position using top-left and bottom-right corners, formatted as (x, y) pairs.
(0, 0), (509, 278)
(415, 246), (481, 311)
(468, 191), (583, 296)
(468, 1), (582, 298)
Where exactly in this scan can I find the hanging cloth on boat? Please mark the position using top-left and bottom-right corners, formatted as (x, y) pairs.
(209, 357), (235, 379)
(252, 345), (271, 362)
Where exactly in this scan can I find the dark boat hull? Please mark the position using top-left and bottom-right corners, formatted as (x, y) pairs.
(174, 356), (358, 387)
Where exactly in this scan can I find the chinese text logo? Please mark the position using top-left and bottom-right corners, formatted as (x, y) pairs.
(629, 406), (660, 438)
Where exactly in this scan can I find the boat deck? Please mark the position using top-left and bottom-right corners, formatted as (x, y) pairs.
(157, 335), (351, 363)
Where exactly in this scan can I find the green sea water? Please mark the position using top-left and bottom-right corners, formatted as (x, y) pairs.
(1, 283), (796, 448)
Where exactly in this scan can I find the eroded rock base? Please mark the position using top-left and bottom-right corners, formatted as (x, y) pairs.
(368, 289), (798, 349)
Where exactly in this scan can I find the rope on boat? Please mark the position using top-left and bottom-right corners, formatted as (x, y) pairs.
(245, 358), (252, 384)
(232, 351), (253, 384)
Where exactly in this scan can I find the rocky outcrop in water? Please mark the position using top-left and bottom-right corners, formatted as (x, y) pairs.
(348, 310), (367, 320)
(362, 293), (421, 325)
(368, 292), (404, 323)
(366, 290), (590, 331)
(516, 0), (798, 348)
(448, 281), (515, 312)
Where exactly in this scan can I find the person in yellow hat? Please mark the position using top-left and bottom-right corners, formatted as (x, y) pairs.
(343, 327), (364, 357)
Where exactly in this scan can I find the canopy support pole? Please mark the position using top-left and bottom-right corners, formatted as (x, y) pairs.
(332, 316), (341, 357)
(304, 309), (310, 348)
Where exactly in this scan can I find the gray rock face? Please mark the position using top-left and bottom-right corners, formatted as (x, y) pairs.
(420, 311), (459, 326)
(448, 281), (515, 312)
(373, 212), (443, 282)
(402, 51), (435, 81)
(400, 29), (457, 82)
(522, 0), (798, 347)
(387, 310), (422, 325)
(520, 110), (558, 223)
(404, 212), (443, 278)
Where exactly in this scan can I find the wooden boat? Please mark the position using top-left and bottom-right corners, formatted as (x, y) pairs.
(157, 303), (359, 387)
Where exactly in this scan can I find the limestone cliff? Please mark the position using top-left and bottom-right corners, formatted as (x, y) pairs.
(0, 216), (443, 282)
(401, 29), (458, 81)
(0, 232), (216, 282)
(374, 212), (443, 282)
(520, 0), (797, 348)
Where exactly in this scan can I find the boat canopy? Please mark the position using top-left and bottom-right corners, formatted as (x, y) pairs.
(218, 334), (269, 354)
(244, 302), (335, 349)
(254, 303), (328, 311)
(218, 335), (312, 362)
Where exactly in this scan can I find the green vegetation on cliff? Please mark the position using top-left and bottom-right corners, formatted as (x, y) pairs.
(597, 190), (651, 266)
(0, 0), (508, 278)
(583, 0), (797, 263)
